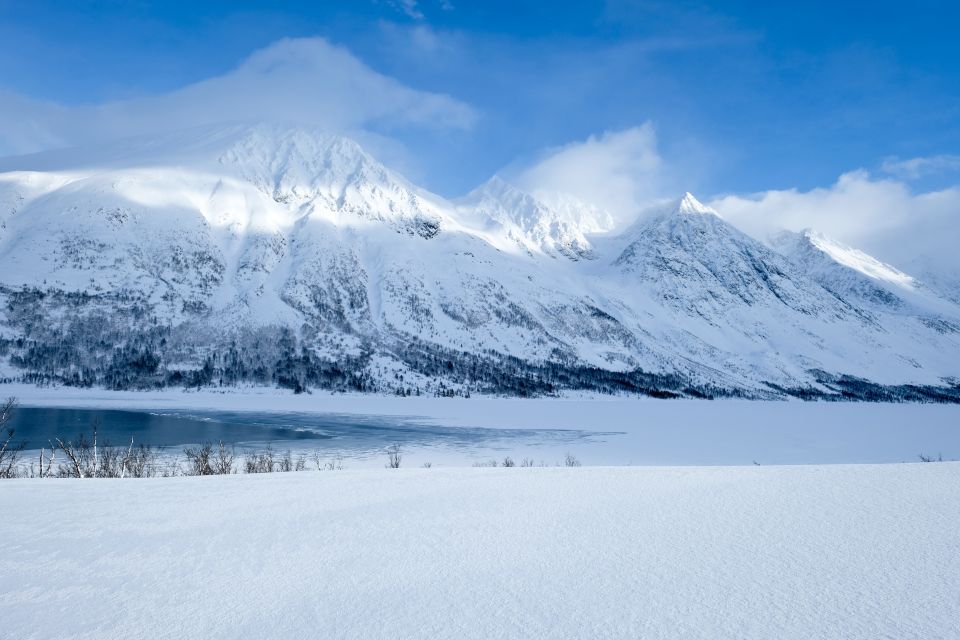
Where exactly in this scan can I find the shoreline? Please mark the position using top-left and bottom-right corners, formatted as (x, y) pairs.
(3, 383), (960, 467)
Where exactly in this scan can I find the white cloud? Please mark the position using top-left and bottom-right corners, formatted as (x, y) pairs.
(880, 154), (960, 180)
(385, 0), (454, 20)
(393, 0), (424, 20)
(710, 170), (960, 279)
(0, 37), (476, 157)
(511, 124), (671, 222)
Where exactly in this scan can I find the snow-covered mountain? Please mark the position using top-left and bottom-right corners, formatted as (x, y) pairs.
(771, 229), (957, 316)
(0, 124), (958, 399)
(455, 177), (614, 260)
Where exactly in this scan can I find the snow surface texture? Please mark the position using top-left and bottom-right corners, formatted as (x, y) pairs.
(1, 463), (958, 639)
(0, 123), (959, 394)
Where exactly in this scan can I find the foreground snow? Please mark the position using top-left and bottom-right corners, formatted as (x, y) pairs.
(2, 463), (958, 639)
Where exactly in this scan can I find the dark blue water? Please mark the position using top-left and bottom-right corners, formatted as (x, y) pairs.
(5, 407), (613, 461)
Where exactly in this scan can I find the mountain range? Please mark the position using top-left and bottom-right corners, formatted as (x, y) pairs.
(1, 123), (958, 400)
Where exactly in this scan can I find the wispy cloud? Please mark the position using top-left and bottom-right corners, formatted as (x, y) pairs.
(510, 124), (675, 223)
(710, 171), (960, 278)
(383, 0), (453, 21)
(880, 155), (960, 180)
(394, 0), (424, 20)
(0, 37), (476, 157)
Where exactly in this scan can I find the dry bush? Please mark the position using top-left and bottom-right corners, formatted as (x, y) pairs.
(563, 453), (581, 467)
(124, 444), (160, 477)
(313, 451), (344, 471)
(244, 446), (276, 473)
(277, 450), (293, 472)
(55, 431), (95, 478)
(211, 441), (236, 475)
(54, 420), (161, 478)
(0, 397), (24, 479)
(385, 444), (402, 469)
(183, 443), (214, 476)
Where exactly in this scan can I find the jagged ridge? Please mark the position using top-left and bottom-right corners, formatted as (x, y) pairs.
(0, 124), (958, 399)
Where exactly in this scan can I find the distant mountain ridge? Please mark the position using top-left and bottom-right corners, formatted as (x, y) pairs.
(0, 123), (958, 400)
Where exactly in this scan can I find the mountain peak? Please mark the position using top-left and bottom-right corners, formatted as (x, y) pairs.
(457, 177), (612, 260)
(463, 175), (533, 207)
(675, 192), (715, 216)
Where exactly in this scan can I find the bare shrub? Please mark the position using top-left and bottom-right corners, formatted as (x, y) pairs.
(160, 456), (182, 478)
(386, 443), (402, 469)
(210, 441), (236, 475)
(98, 443), (125, 478)
(182, 441), (235, 476)
(314, 451), (344, 471)
(564, 453), (581, 467)
(245, 446), (276, 474)
(124, 444), (159, 478)
(473, 459), (498, 467)
(54, 422), (163, 478)
(0, 397), (24, 478)
(422, 462), (432, 468)
(37, 447), (56, 478)
(56, 431), (94, 478)
(502, 457), (515, 468)
(183, 443), (214, 476)
(520, 457), (535, 468)
(252, 448), (308, 473)
(918, 453), (944, 463)
(0, 397), (14, 426)
(277, 450), (293, 472)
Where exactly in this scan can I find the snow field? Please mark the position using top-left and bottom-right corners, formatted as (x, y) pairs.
(1, 462), (958, 639)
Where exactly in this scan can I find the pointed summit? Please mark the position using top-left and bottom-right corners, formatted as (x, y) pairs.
(614, 192), (845, 319)
(675, 192), (715, 216)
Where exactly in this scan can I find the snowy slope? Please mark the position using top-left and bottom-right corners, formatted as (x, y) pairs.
(0, 124), (958, 396)
(598, 195), (960, 387)
(772, 229), (960, 319)
(455, 176), (614, 259)
(1, 463), (959, 639)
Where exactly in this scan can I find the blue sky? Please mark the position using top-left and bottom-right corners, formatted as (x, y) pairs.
(1, 0), (959, 213)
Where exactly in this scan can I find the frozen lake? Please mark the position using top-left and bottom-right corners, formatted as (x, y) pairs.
(5, 406), (617, 467)
(4, 388), (959, 467)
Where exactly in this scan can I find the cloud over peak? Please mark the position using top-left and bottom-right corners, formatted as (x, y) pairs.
(710, 170), (960, 279)
(511, 124), (671, 223)
(0, 37), (476, 157)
